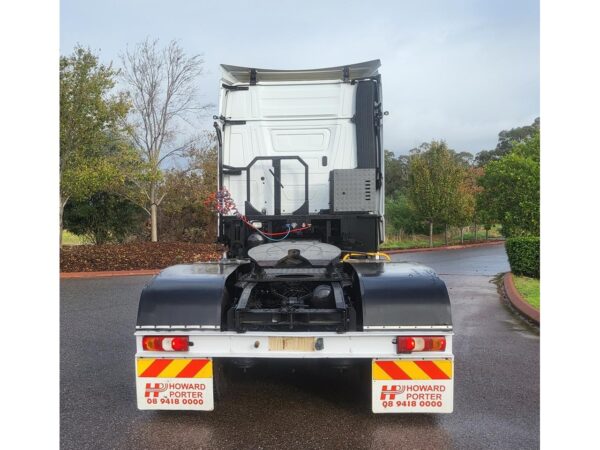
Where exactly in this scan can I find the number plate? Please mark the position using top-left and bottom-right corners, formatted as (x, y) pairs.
(268, 337), (315, 352)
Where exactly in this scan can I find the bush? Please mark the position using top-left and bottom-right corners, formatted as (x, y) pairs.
(476, 132), (540, 237)
(385, 193), (432, 236)
(157, 170), (217, 243)
(64, 192), (146, 244)
(386, 193), (413, 233)
(505, 236), (540, 278)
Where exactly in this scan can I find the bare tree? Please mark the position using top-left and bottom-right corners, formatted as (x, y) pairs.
(121, 38), (209, 241)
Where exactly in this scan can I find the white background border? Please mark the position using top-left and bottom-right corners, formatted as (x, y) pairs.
(1, 0), (59, 448)
(542, 0), (600, 447)
(2, 0), (599, 447)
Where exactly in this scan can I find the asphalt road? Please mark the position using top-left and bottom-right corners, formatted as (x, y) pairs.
(61, 244), (539, 449)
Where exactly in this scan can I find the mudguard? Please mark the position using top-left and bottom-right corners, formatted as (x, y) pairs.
(349, 262), (453, 330)
(136, 262), (240, 329)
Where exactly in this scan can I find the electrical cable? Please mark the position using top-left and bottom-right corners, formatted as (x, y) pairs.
(206, 188), (312, 240)
(256, 224), (292, 242)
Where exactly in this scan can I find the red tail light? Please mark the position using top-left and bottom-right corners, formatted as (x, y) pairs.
(397, 336), (446, 353)
(142, 336), (189, 352)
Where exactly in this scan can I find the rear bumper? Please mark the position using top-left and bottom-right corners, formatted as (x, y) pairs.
(135, 331), (454, 413)
(134, 330), (453, 359)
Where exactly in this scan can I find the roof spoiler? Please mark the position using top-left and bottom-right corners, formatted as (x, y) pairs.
(220, 60), (381, 84)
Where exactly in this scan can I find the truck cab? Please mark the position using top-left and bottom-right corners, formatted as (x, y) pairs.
(217, 60), (385, 256)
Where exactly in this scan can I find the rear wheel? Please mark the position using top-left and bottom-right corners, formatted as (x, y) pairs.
(213, 358), (229, 401)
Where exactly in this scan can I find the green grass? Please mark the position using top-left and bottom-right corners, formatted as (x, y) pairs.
(512, 275), (540, 310)
(381, 226), (503, 250)
(381, 237), (444, 250)
(62, 230), (86, 245)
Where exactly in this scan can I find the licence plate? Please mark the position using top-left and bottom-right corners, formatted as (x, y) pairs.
(136, 357), (214, 411)
(372, 359), (454, 413)
(268, 337), (315, 352)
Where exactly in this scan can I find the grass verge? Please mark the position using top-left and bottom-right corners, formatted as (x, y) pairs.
(382, 226), (503, 250)
(381, 236), (502, 250)
(512, 275), (540, 310)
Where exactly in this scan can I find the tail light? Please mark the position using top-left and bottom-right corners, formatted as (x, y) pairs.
(142, 336), (189, 352)
(396, 336), (446, 353)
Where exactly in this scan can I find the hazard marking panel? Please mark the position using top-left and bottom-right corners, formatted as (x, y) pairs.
(372, 359), (454, 413)
(136, 358), (213, 411)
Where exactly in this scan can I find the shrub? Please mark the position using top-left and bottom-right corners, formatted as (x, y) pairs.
(477, 132), (540, 237)
(157, 170), (217, 243)
(505, 236), (540, 278)
(64, 192), (145, 244)
(385, 193), (423, 235)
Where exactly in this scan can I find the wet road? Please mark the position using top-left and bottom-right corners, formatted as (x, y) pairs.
(61, 244), (539, 449)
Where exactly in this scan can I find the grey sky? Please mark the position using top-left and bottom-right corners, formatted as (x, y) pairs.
(60, 0), (539, 156)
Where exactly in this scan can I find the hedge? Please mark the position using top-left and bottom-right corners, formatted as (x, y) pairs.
(505, 236), (540, 278)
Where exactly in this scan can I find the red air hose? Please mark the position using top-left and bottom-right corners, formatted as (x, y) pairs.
(205, 188), (311, 237)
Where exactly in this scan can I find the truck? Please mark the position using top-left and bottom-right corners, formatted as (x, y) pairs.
(135, 60), (454, 414)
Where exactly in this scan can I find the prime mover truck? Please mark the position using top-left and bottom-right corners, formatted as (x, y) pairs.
(134, 60), (454, 413)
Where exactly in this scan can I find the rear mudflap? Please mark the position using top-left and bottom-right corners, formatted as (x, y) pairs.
(372, 358), (454, 413)
(136, 357), (214, 411)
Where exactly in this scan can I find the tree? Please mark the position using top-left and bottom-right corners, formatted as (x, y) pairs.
(408, 141), (464, 247)
(157, 133), (219, 242)
(475, 117), (540, 166)
(452, 166), (483, 243)
(63, 192), (145, 244)
(497, 117), (540, 154)
(384, 150), (409, 197)
(184, 132), (219, 197)
(60, 46), (130, 245)
(454, 151), (474, 167)
(385, 193), (421, 239)
(121, 38), (209, 242)
(477, 132), (540, 237)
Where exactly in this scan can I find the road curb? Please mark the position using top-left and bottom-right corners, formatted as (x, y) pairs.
(503, 272), (540, 324)
(60, 269), (161, 279)
(384, 240), (504, 254)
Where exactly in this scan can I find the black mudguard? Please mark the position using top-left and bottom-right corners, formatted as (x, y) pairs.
(136, 262), (240, 329)
(349, 262), (453, 329)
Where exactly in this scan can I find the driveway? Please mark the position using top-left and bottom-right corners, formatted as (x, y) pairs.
(61, 244), (539, 449)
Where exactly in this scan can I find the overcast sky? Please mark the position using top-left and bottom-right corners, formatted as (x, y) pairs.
(60, 0), (539, 156)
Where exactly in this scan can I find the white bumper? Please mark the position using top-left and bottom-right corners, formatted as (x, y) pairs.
(135, 331), (454, 413)
(134, 330), (453, 359)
